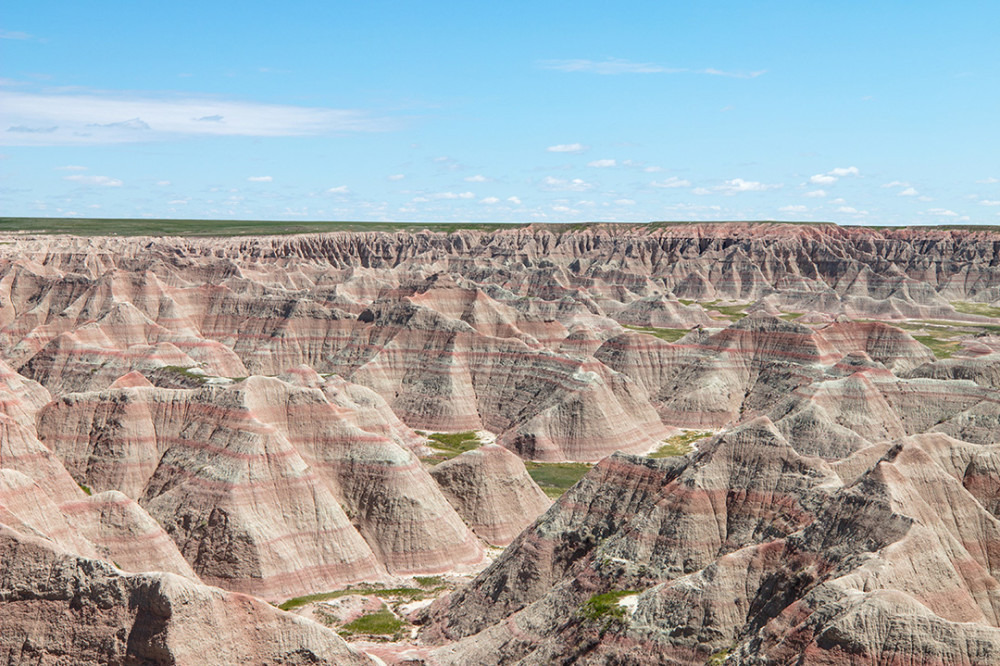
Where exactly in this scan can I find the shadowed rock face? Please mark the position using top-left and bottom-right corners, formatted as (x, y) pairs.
(6, 223), (1000, 663)
(0, 526), (377, 666)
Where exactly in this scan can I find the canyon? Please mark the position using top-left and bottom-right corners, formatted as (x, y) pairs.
(2, 221), (1000, 664)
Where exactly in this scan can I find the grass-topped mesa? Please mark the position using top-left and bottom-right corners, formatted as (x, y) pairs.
(913, 334), (961, 359)
(421, 431), (482, 464)
(524, 461), (593, 499)
(621, 325), (689, 343)
(651, 430), (713, 458)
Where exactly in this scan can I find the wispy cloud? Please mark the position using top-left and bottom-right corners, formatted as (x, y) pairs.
(809, 166), (860, 185)
(56, 165), (88, 171)
(980, 200), (1000, 206)
(779, 205), (808, 213)
(480, 196), (500, 204)
(0, 30), (34, 41)
(64, 174), (122, 187)
(977, 177), (999, 184)
(507, 196), (522, 205)
(540, 176), (595, 192)
(804, 189), (827, 198)
(326, 185), (350, 194)
(546, 143), (587, 153)
(464, 174), (488, 182)
(898, 187), (919, 197)
(388, 173), (405, 181)
(0, 89), (395, 145)
(587, 159), (616, 168)
(431, 191), (475, 199)
(539, 59), (764, 79)
(713, 178), (782, 195)
(649, 177), (691, 188)
(247, 175), (273, 182)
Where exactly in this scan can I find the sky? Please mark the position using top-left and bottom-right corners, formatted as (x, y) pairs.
(2, 1), (999, 225)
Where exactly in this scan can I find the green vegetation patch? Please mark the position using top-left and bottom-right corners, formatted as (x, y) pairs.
(706, 647), (732, 666)
(621, 325), (689, 343)
(160, 365), (208, 384)
(651, 430), (713, 458)
(913, 334), (961, 360)
(951, 301), (1000, 319)
(421, 431), (482, 464)
(414, 575), (444, 588)
(578, 590), (638, 623)
(524, 461), (593, 499)
(340, 606), (404, 636)
(77, 482), (93, 496)
(704, 301), (749, 320)
(277, 586), (426, 611)
(0, 217), (526, 238)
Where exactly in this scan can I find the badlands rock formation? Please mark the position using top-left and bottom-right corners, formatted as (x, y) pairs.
(4, 221), (1000, 663)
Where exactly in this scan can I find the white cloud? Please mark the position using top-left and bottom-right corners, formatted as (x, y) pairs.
(980, 200), (1000, 206)
(465, 174), (488, 182)
(64, 174), (122, 187)
(156, 180), (171, 186)
(587, 159), (616, 168)
(480, 196), (500, 204)
(918, 196), (934, 202)
(539, 59), (764, 79)
(56, 165), (87, 171)
(644, 166), (663, 173)
(1, 90), (393, 145)
(715, 178), (781, 194)
(388, 173), (405, 181)
(552, 205), (576, 213)
(432, 191), (475, 199)
(650, 177), (691, 188)
(0, 30), (34, 40)
(977, 177), (999, 184)
(167, 199), (188, 205)
(541, 176), (595, 192)
(898, 187), (919, 196)
(810, 166), (860, 185)
(248, 176), (272, 182)
(539, 59), (683, 75)
(700, 68), (766, 79)
(507, 196), (522, 205)
(779, 205), (808, 213)
(546, 143), (587, 153)
(804, 189), (827, 198)
(837, 206), (860, 214)
(692, 187), (712, 196)
(882, 180), (911, 188)
(326, 185), (350, 194)
(830, 197), (846, 204)
(615, 198), (636, 205)
(928, 208), (959, 217)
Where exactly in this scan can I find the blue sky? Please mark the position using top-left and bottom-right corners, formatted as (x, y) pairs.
(2, 1), (999, 224)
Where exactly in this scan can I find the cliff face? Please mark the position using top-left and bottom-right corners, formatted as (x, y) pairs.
(4, 222), (1000, 664)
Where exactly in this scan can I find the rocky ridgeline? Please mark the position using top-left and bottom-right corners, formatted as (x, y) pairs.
(3, 223), (1000, 663)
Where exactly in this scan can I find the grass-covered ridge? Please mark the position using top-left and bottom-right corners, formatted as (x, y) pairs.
(0, 217), (528, 238)
(524, 461), (593, 499)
